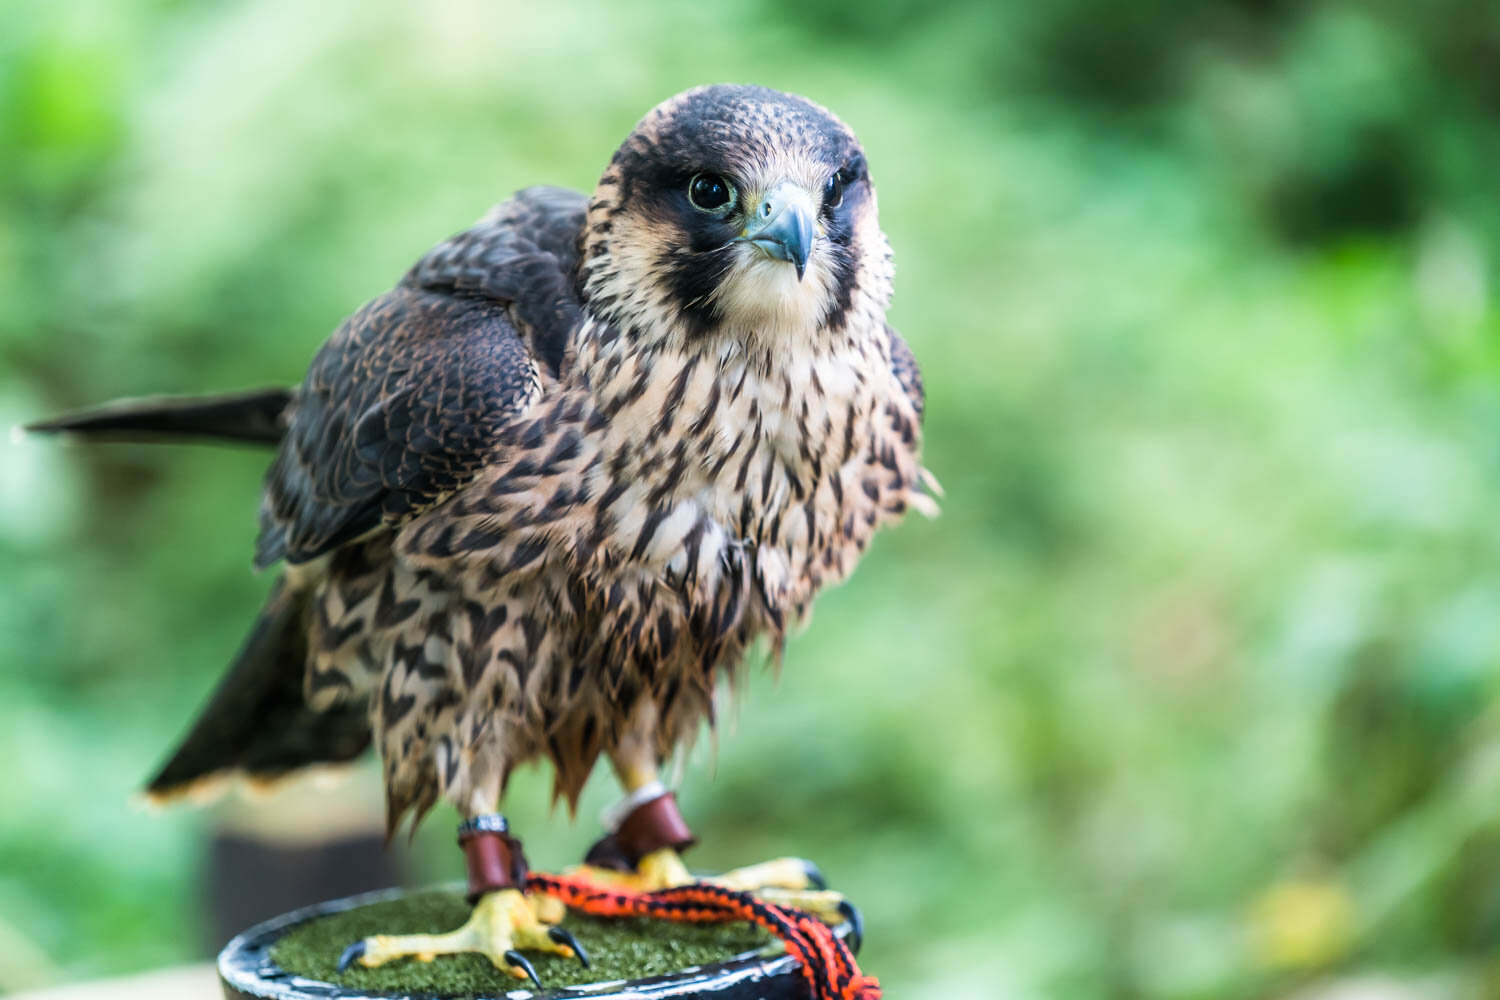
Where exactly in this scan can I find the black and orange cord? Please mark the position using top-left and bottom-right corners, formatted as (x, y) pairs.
(527, 872), (882, 1000)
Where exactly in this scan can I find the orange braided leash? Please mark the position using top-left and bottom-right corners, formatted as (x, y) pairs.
(527, 872), (881, 1000)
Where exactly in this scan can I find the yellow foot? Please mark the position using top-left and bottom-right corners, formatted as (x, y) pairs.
(713, 856), (828, 893)
(572, 846), (694, 891)
(336, 887), (590, 986)
(571, 850), (861, 950)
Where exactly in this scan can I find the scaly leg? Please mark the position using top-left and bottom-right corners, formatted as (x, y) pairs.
(337, 814), (588, 986)
(573, 735), (860, 946)
(336, 887), (586, 984)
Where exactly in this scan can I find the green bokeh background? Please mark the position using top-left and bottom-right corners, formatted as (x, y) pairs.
(6, 1), (1500, 997)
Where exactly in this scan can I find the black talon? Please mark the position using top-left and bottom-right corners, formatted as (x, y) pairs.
(549, 926), (591, 968)
(800, 859), (828, 891)
(837, 900), (864, 955)
(505, 950), (542, 988)
(336, 940), (367, 973)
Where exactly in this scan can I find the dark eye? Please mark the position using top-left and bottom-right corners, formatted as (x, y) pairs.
(687, 173), (736, 213)
(824, 171), (845, 210)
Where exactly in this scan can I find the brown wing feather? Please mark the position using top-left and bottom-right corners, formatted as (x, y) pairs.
(254, 188), (587, 569)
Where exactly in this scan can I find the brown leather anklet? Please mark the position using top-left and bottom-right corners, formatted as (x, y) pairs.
(458, 814), (529, 902)
(584, 789), (697, 871)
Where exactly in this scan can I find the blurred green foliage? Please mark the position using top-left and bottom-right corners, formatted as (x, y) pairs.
(5, 0), (1500, 997)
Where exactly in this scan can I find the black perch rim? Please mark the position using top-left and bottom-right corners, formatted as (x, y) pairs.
(219, 885), (854, 1000)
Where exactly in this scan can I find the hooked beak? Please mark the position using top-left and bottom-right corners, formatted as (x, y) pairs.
(737, 181), (816, 281)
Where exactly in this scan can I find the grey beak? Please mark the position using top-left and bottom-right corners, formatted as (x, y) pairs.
(738, 182), (816, 280)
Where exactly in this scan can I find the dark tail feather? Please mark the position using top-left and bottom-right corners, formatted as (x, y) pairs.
(146, 578), (371, 803)
(27, 387), (294, 446)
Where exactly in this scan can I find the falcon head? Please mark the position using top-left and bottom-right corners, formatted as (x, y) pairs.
(582, 85), (891, 352)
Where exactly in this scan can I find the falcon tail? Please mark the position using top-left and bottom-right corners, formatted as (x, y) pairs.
(25, 386), (293, 446)
(145, 577), (371, 804)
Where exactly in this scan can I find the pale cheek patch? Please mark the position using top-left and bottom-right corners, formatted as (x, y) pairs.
(711, 247), (837, 340)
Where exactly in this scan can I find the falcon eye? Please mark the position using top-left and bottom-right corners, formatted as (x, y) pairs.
(687, 173), (736, 214)
(823, 171), (845, 210)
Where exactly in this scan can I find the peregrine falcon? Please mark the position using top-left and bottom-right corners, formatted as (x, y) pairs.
(32, 84), (933, 977)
